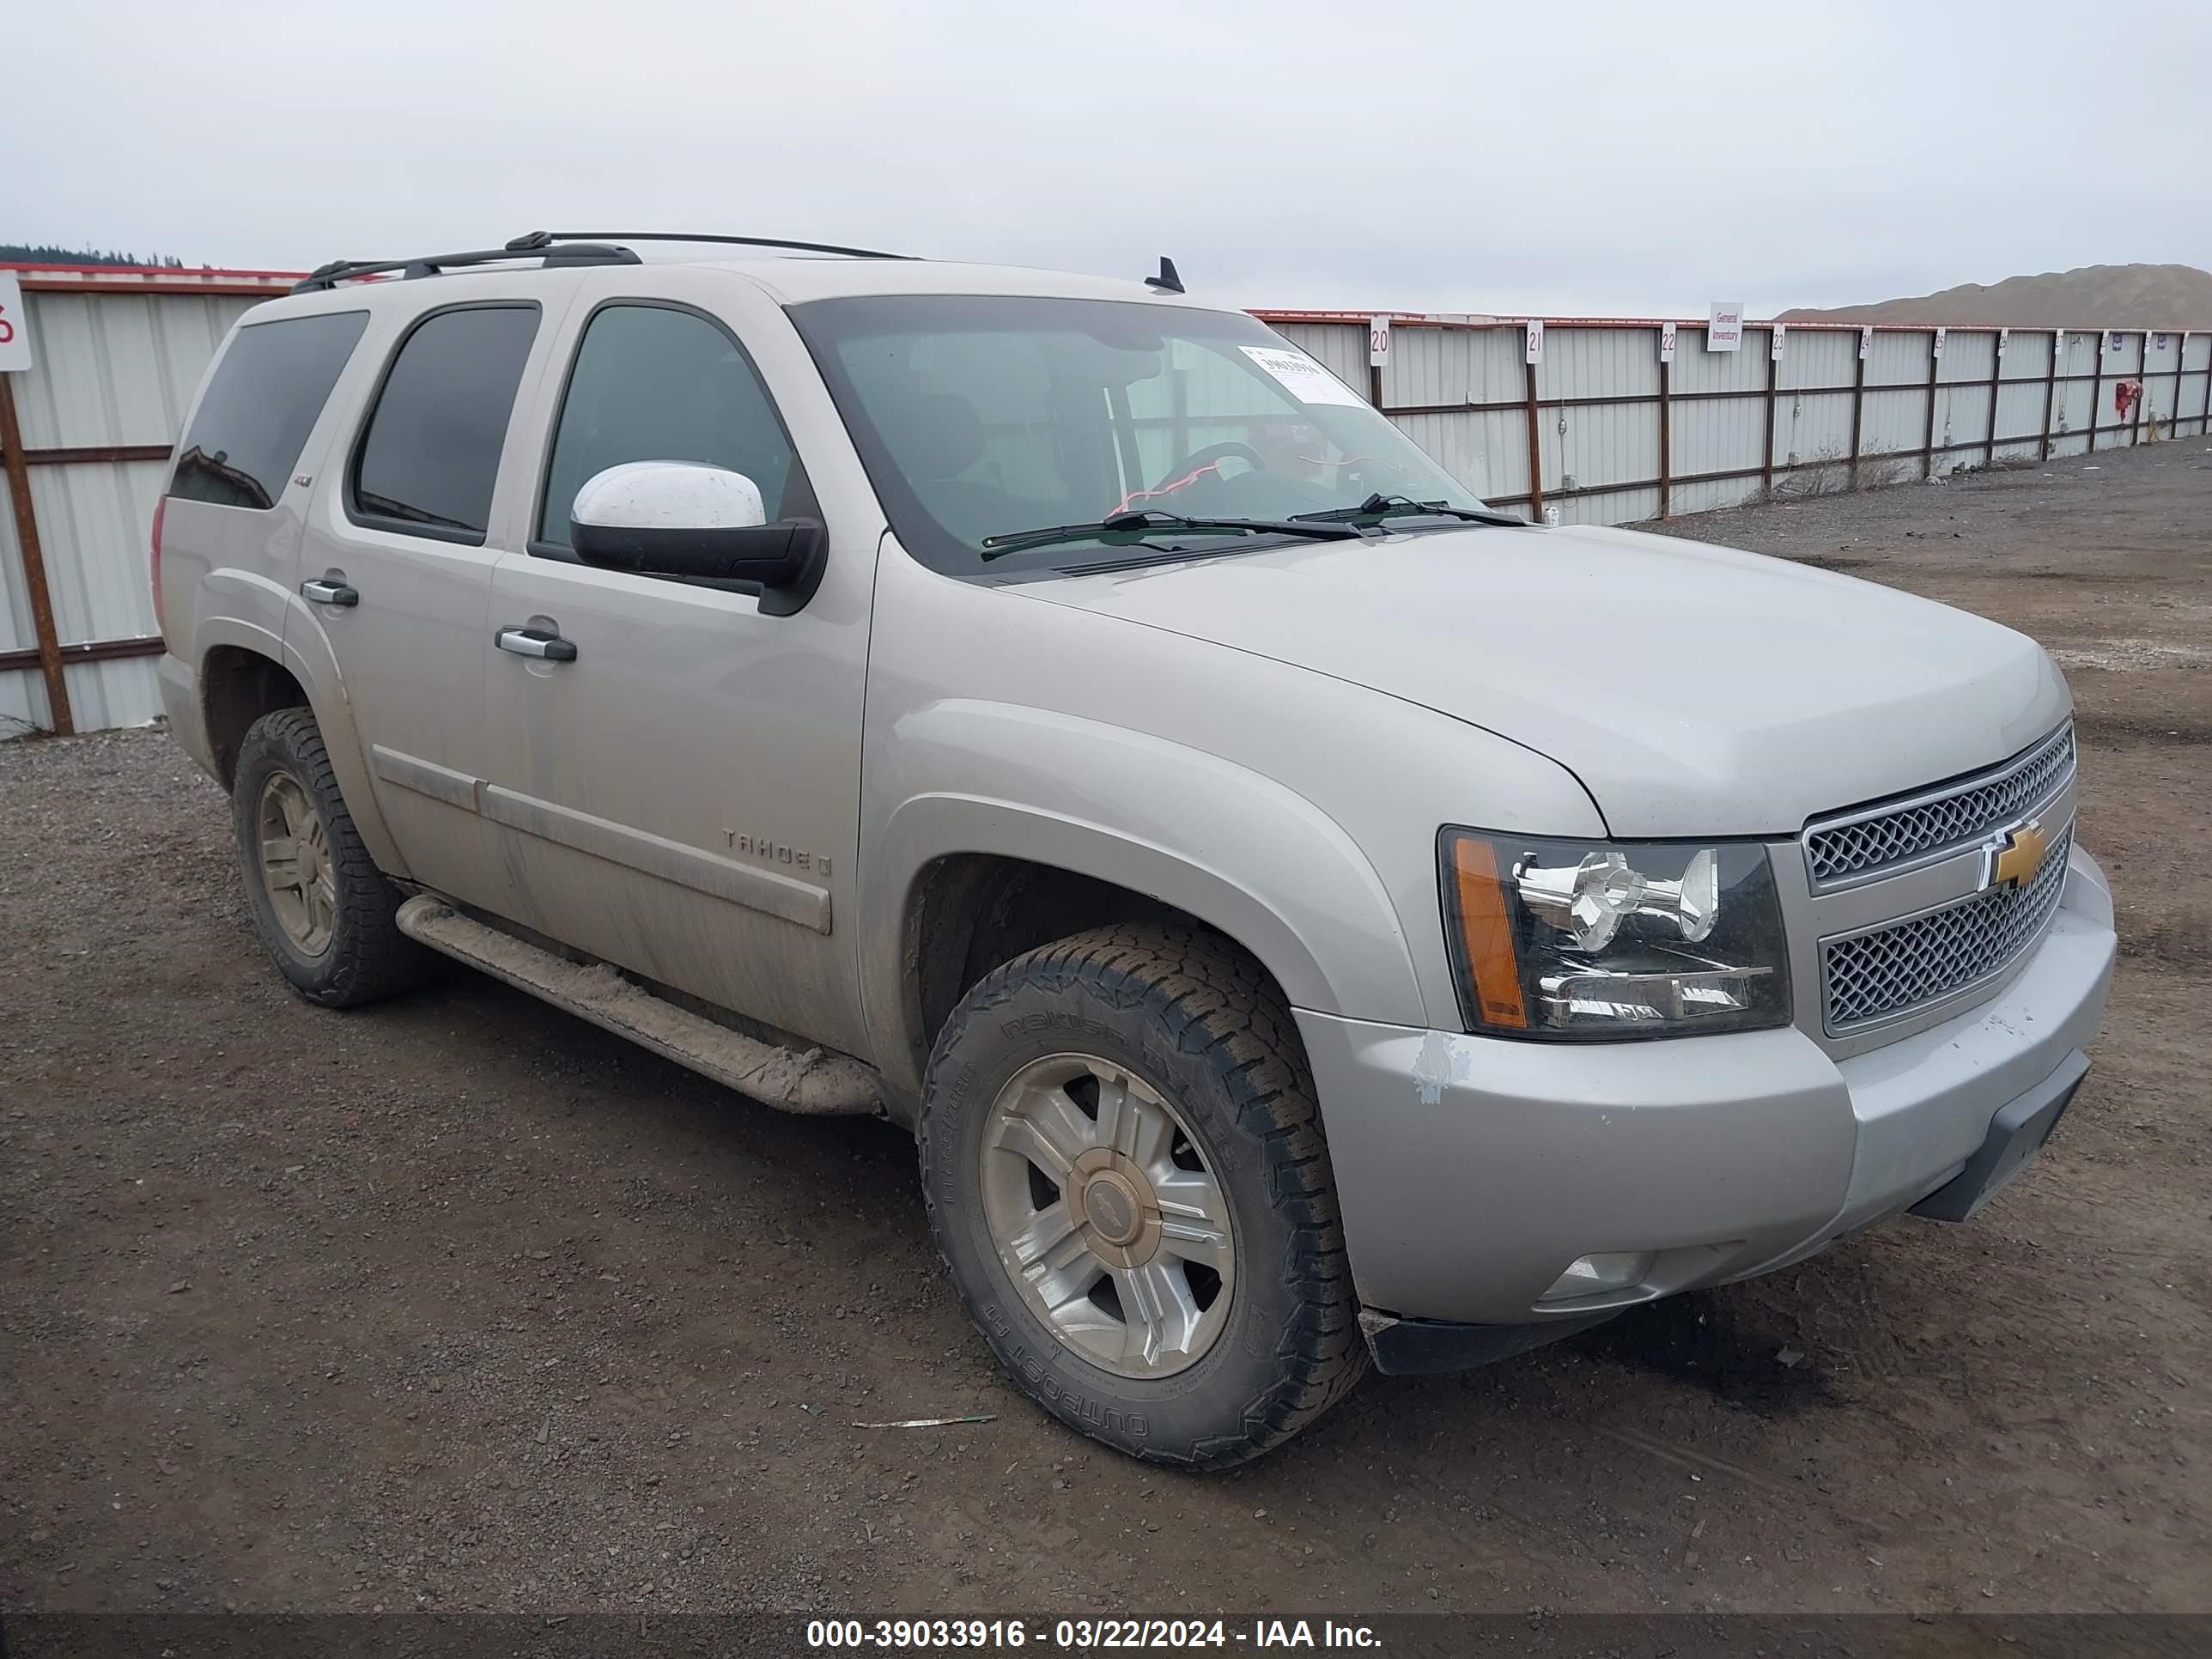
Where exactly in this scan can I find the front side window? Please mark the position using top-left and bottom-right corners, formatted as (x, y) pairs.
(537, 303), (804, 551)
(351, 304), (540, 543)
(169, 311), (368, 510)
(789, 295), (1491, 577)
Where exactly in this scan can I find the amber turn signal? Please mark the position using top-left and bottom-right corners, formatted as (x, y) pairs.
(1448, 834), (1528, 1030)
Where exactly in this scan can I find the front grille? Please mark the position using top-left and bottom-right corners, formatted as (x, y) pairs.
(1821, 826), (2071, 1032)
(1804, 723), (2075, 888)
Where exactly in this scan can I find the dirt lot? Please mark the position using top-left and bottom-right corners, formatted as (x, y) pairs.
(3, 441), (2207, 1620)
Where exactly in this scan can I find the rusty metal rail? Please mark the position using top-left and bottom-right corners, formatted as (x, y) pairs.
(5, 263), (2209, 736)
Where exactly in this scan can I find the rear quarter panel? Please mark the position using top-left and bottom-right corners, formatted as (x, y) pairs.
(158, 294), (405, 866)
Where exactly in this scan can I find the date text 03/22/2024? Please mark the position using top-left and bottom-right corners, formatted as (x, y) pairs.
(805, 1618), (1382, 1649)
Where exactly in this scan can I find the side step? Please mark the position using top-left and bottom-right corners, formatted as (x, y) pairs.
(395, 895), (883, 1116)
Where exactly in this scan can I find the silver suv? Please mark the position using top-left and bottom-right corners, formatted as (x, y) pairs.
(154, 233), (2115, 1467)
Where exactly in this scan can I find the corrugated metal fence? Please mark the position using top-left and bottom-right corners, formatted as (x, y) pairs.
(1261, 311), (2211, 528)
(4, 264), (2208, 736)
(1, 265), (289, 736)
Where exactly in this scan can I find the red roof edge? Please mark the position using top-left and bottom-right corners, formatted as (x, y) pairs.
(0, 260), (308, 279)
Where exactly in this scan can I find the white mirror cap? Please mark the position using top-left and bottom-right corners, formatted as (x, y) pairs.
(571, 460), (766, 532)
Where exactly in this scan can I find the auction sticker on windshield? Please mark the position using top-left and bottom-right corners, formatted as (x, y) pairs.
(1239, 344), (1369, 408)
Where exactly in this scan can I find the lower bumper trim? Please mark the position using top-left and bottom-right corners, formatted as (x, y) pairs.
(1909, 1048), (2088, 1222)
(1358, 1307), (1619, 1376)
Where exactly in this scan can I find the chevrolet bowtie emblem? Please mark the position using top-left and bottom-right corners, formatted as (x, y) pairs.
(1982, 819), (2051, 891)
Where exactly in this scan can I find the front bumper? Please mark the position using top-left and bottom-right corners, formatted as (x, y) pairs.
(1297, 845), (2116, 1340)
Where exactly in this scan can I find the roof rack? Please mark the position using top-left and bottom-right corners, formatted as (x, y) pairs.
(510, 230), (917, 260)
(291, 240), (639, 293)
(289, 229), (916, 294)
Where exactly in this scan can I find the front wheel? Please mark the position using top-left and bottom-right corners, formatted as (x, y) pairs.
(919, 925), (1367, 1468)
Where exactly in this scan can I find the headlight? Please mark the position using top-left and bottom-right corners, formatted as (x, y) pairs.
(1438, 830), (1791, 1039)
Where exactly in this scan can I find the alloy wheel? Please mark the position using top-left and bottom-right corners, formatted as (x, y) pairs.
(979, 1053), (1237, 1378)
(255, 771), (337, 957)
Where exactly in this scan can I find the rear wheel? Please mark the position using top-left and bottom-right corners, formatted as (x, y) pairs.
(232, 708), (431, 1007)
(919, 925), (1367, 1468)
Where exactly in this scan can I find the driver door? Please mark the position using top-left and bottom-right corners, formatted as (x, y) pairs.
(476, 270), (872, 1056)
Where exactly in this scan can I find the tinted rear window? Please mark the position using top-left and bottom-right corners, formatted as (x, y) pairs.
(169, 312), (368, 510)
(351, 304), (539, 542)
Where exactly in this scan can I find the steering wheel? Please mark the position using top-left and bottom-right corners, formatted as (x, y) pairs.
(1150, 441), (1267, 496)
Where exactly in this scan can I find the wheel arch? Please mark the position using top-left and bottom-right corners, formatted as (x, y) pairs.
(899, 851), (1304, 1092)
(862, 781), (1426, 1118)
(198, 641), (307, 790)
(186, 608), (408, 876)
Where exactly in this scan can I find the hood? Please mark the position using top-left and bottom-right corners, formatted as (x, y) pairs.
(1006, 522), (2069, 837)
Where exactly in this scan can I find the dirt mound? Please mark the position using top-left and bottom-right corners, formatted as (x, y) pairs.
(1780, 263), (2212, 328)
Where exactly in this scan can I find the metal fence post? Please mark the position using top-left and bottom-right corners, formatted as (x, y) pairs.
(1848, 333), (1867, 489)
(1761, 329), (1778, 499)
(2172, 331), (2188, 439)
(2136, 331), (2150, 444)
(0, 370), (73, 737)
(2087, 333), (2103, 454)
(1985, 331), (2002, 467)
(1921, 330), (1940, 480)
(2040, 331), (2060, 461)
(1522, 345), (1545, 522)
(1656, 331), (1672, 520)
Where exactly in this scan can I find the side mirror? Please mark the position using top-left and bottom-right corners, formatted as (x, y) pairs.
(569, 461), (826, 614)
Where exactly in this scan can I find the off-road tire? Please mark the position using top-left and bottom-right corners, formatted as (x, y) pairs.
(919, 924), (1369, 1468)
(232, 708), (432, 1008)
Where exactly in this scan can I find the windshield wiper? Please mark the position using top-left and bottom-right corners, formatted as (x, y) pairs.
(1292, 492), (1527, 528)
(980, 509), (1365, 561)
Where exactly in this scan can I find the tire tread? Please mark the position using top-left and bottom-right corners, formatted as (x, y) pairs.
(234, 707), (429, 1008)
(921, 923), (1368, 1468)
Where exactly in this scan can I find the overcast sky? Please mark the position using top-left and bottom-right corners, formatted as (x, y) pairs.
(9, 0), (2208, 317)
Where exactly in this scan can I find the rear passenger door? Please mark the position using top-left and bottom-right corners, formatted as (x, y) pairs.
(477, 269), (874, 1057)
(292, 295), (568, 914)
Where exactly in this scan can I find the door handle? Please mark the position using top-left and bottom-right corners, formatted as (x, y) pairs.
(495, 625), (578, 663)
(301, 578), (358, 606)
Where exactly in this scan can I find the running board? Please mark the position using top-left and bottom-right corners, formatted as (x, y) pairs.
(394, 895), (883, 1116)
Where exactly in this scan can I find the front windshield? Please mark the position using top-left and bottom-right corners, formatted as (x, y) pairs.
(788, 295), (1496, 576)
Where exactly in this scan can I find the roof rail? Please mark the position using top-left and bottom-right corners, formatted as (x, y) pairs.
(506, 230), (917, 260)
(290, 240), (639, 294)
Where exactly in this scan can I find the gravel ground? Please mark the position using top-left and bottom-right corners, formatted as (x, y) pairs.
(3, 440), (2207, 1619)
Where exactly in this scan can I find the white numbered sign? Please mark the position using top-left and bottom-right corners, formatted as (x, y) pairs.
(0, 272), (33, 372)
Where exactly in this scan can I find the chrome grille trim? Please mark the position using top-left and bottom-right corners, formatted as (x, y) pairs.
(1803, 722), (2075, 890)
(1820, 824), (2071, 1033)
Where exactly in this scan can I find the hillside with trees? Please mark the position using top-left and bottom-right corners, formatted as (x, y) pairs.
(0, 244), (191, 268)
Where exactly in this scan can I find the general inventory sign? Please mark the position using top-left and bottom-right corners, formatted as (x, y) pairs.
(1707, 301), (1745, 352)
(0, 271), (33, 372)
